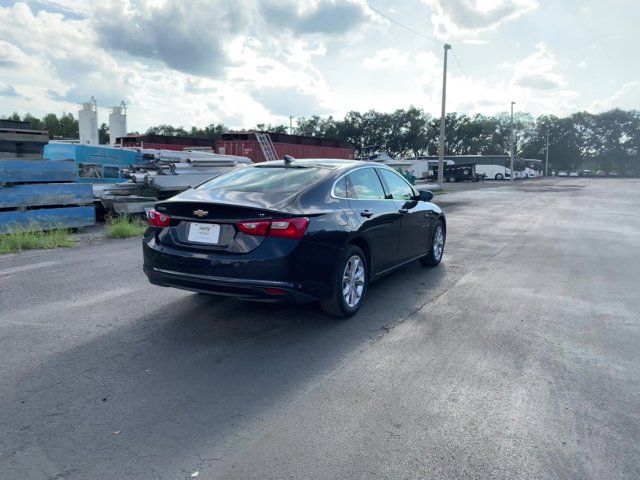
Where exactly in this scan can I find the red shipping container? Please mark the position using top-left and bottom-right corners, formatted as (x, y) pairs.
(217, 132), (354, 163)
(116, 132), (355, 163)
(116, 134), (218, 151)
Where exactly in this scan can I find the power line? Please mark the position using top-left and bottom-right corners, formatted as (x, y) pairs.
(366, 2), (471, 77)
(451, 49), (468, 77)
(366, 3), (440, 45)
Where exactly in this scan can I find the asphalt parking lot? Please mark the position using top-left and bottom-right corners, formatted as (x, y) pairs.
(1, 178), (639, 480)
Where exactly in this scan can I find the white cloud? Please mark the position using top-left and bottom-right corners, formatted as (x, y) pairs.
(590, 82), (640, 113)
(424, 0), (538, 37)
(260, 0), (372, 35)
(0, 0), (637, 133)
(362, 48), (410, 69)
(93, 0), (255, 77)
(461, 39), (490, 45)
(416, 44), (579, 117)
(0, 1), (363, 130)
(414, 51), (441, 92)
(511, 43), (565, 90)
(31, 0), (90, 17)
(0, 40), (32, 67)
(0, 82), (21, 97)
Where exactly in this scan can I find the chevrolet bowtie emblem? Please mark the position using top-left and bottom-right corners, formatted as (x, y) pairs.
(193, 209), (209, 217)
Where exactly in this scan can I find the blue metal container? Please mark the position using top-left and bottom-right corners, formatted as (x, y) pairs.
(0, 159), (96, 233)
(43, 144), (144, 183)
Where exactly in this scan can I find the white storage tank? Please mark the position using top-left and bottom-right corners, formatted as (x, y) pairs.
(78, 97), (98, 145)
(108, 101), (127, 145)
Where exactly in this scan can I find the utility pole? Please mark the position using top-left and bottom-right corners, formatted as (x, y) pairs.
(289, 115), (294, 135)
(509, 101), (515, 181)
(437, 43), (451, 186)
(545, 131), (550, 176)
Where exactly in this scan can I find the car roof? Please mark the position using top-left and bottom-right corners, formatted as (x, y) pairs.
(254, 159), (382, 170)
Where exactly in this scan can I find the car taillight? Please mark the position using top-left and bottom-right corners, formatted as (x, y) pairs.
(236, 217), (309, 240)
(269, 217), (309, 240)
(148, 209), (171, 228)
(236, 220), (270, 236)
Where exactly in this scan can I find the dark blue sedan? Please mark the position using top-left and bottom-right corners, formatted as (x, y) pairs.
(143, 159), (446, 317)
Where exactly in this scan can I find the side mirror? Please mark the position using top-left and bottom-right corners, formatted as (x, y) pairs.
(418, 190), (433, 202)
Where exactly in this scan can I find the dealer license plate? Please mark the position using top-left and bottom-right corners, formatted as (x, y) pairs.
(187, 222), (221, 244)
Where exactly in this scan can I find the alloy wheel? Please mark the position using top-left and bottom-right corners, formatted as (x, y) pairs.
(342, 255), (365, 308)
(432, 225), (444, 261)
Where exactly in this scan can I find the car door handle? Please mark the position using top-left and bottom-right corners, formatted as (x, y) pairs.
(398, 208), (409, 215)
(360, 209), (373, 218)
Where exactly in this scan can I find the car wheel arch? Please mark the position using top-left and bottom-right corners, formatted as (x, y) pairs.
(438, 215), (447, 234)
(430, 214), (446, 250)
(346, 236), (372, 279)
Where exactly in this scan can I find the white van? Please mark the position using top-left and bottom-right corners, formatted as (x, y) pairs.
(475, 164), (511, 180)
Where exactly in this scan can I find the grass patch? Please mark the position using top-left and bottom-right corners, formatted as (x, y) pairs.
(0, 226), (75, 255)
(105, 215), (147, 239)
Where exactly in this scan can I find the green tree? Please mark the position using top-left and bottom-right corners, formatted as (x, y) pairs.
(6, 112), (22, 122)
(146, 124), (189, 136)
(58, 112), (79, 138)
(255, 123), (288, 134)
(42, 113), (60, 138)
(4, 109), (639, 172)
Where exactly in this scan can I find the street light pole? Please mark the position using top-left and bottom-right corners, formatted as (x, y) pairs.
(509, 101), (515, 181)
(437, 43), (451, 187)
(545, 131), (550, 176)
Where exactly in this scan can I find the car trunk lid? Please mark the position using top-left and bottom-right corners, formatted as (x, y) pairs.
(154, 200), (289, 254)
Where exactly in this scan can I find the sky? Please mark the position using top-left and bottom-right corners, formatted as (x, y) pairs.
(0, 0), (638, 133)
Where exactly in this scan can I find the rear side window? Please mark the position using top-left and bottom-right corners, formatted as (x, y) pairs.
(378, 169), (415, 200)
(346, 168), (386, 200)
(198, 166), (327, 194)
(334, 177), (347, 198)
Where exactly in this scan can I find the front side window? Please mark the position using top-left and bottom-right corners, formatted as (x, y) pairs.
(378, 169), (415, 200)
(346, 168), (386, 200)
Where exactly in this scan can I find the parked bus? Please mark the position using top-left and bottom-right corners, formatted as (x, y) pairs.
(475, 164), (511, 180)
(471, 155), (526, 180)
(523, 158), (544, 177)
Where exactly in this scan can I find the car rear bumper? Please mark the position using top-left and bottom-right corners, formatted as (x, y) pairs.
(142, 234), (335, 302)
(144, 265), (317, 302)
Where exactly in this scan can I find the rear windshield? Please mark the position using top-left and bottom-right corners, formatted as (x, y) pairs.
(197, 166), (328, 194)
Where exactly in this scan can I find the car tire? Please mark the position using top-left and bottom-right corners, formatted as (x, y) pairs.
(320, 245), (367, 318)
(495, 173), (504, 180)
(419, 219), (445, 267)
(449, 176), (456, 183)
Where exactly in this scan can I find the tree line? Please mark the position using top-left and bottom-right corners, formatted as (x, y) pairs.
(4, 108), (639, 173)
(294, 108), (640, 173)
(3, 111), (111, 144)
